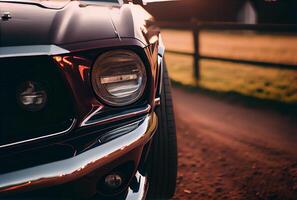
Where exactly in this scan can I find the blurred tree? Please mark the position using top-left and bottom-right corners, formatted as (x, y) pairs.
(144, 0), (297, 24)
(251, 0), (297, 24)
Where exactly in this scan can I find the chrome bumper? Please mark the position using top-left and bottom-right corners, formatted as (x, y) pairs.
(0, 113), (157, 196)
(126, 172), (148, 200)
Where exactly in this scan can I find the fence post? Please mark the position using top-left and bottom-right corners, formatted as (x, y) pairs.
(193, 28), (200, 80)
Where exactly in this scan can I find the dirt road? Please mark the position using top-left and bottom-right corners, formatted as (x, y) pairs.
(172, 87), (297, 200)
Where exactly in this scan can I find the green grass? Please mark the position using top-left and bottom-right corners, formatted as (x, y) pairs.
(162, 30), (297, 65)
(162, 30), (297, 103)
(166, 53), (297, 103)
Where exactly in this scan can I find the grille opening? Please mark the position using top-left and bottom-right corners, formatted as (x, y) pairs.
(0, 56), (75, 147)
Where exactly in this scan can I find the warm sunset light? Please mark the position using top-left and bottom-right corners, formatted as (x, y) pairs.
(0, 0), (296, 199)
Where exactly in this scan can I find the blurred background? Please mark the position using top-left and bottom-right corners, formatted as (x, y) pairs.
(144, 0), (297, 199)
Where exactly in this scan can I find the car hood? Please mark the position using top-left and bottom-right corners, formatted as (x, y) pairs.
(0, 0), (71, 9)
(0, 1), (123, 47)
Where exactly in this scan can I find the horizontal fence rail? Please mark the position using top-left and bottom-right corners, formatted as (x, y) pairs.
(157, 21), (297, 32)
(156, 21), (297, 80)
(165, 50), (297, 71)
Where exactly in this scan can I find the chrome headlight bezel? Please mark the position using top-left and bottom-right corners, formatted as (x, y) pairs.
(91, 50), (147, 107)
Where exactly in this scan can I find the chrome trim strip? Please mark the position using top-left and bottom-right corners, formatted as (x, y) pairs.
(154, 98), (161, 106)
(126, 172), (148, 200)
(157, 54), (164, 96)
(79, 1), (122, 7)
(0, 113), (157, 193)
(0, 119), (76, 149)
(80, 105), (151, 127)
(80, 105), (104, 127)
(0, 45), (70, 58)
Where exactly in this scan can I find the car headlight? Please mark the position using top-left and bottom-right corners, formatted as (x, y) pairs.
(91, 50), (147, 106)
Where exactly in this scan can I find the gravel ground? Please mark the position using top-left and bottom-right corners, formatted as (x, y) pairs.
(172, 87), (297, 200)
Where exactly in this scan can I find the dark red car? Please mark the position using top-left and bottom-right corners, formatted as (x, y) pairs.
(0, 0), (177, 199)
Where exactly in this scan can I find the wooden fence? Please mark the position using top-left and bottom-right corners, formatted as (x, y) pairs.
(156, 21), (297, 80)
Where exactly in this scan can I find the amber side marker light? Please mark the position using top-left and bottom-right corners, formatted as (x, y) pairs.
(53, 56), (73, 68)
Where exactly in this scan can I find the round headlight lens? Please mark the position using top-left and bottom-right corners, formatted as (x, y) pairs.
(91, 50), (147, 106)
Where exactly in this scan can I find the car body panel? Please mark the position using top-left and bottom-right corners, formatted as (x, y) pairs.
(0, 113), (157, 194)
(0, 1), (160, 48)
(0, 0), (163, 199)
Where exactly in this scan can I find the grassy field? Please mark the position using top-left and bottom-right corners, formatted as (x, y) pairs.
(162, 30), (297, 103)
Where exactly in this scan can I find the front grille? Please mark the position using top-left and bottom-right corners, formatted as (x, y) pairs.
(0, 56), (75, 147)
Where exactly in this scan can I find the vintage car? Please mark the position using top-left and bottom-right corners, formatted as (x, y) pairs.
(0, 0), (177, 199)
